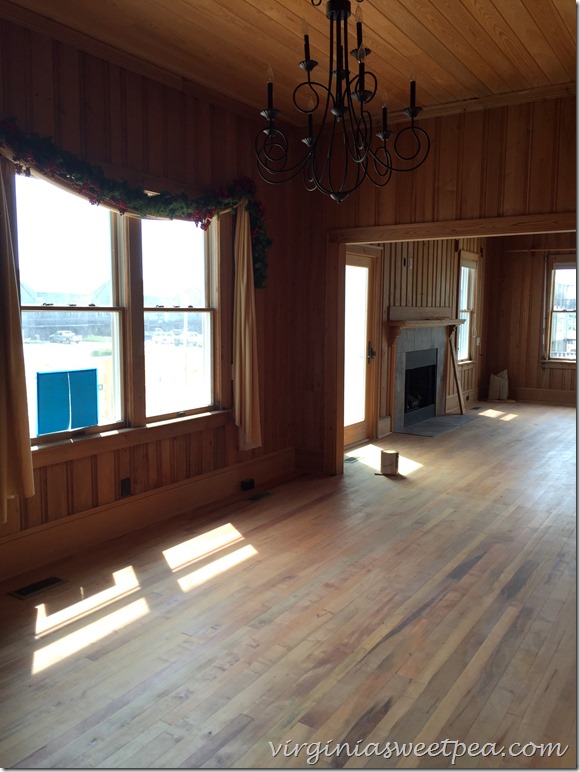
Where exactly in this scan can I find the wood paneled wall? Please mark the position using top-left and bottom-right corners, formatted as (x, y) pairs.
(484, 232), (576, 405)
(0, 17), (299, 562)
(385, 240), (456, 310)
(291, 97), (575, 471)
(382, 236), (486, 418)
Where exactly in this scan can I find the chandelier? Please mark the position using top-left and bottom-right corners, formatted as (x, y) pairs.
(255, 0), (430, 202)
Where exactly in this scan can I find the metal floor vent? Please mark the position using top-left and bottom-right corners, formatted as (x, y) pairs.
(248, 491), (272, 502)
(9, 576), (66, 599)
(344, 456), (359, 464)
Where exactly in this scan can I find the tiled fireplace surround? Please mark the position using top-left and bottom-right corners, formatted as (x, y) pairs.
(389, 320), (456, 433)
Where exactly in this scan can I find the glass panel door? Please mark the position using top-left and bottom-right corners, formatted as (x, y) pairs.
(344, 254), (377, 447)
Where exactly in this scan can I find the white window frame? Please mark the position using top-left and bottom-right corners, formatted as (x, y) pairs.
(545, 259), (576, 363)
(457, 256), (477, 363)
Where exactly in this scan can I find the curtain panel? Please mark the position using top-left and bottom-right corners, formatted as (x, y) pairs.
(233, 202), (262, 450)
(0, 157), (34, 523)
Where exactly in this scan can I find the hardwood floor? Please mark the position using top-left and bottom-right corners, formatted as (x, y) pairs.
(0, 402), (575, 769)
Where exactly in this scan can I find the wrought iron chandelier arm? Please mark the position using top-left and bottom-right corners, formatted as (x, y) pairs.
(386, 124), (431, 172)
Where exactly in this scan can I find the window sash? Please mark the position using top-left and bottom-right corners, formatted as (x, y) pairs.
(21, 307), (124, 438)
(547, 265), (576, 362)
(457, 263), (476, 362)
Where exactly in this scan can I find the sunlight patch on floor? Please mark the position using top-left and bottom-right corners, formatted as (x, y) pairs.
(32, 598), (150, 674)
(163, 523), (245, 571)
(35, 566), (140, 638)
(480, 408), (519, 420)
(177, 544), (258, 592)
(346, 443), (423, 476)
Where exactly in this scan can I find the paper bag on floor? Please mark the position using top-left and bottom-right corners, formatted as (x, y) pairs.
(488, 369), (509, 400)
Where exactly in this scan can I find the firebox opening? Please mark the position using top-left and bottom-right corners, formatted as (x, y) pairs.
(404, 348), (437, 427)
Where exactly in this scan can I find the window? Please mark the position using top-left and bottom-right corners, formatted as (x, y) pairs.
(547, 263), (576, 361)
(141, 218), (213, 418)
(457, 259), (476, 362)
(14, 173), (217, 439)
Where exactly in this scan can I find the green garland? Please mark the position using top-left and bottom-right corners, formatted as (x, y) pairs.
(0, 118), (271, 288)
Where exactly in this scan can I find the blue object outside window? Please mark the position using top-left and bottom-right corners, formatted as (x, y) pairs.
(37, 369), (98, 435)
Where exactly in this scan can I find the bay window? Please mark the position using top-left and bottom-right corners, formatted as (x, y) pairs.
(14, 172), (217, 440)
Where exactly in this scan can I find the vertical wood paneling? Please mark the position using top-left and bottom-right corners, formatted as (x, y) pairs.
(202, 429), (215, 474)
(0, 23), (31, 129)
(434, 114), (460, 220)
(481, 108), (506, 218)
(124, 69), (146, 173)
(108, 64), (126, 169)
(23, 468), (46, 529)
(131, 444), (147, 494)
(527, 99), (556, 213)
(96, 451), (116, 506)
(555, 97), (576, 213)
(173, 435), (189, 483)
(413, 116), (438, 224)
(45, 463), (69, 520)
(485, 234), (576, 400)
(30, 34), (54, 136)
(460, 111), (485, 219)
(159, 439), (173, 487)
(144, 78), (166, 178)
(54, 43), (81, 155)
(502, 102), (531, 215)
(145, 441), (161, 490)
(81, 53), (110, 162)
(188, 432), (203, 476)
(386, 239), (456, 310)
(165, 88), (186, 183)
(70, 457), (94, 513)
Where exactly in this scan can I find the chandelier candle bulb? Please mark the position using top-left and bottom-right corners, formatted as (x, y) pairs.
(382, 104), (387, 133)
(410, 79), (416, 109)
(355, 5), (363, 49)
(267, 66), (274, 110)
(304, 34), (311, 61)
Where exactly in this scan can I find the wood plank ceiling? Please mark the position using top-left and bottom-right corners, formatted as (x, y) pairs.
(0, 0), (575, 125)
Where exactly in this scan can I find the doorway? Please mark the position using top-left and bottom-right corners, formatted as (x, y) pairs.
(343, 249), (381, 447)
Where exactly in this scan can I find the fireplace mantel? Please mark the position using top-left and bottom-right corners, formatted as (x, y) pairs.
(387, 317), (464, 344)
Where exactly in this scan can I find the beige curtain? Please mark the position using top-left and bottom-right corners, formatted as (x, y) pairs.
(0, 158), (34, 523)
(233, 201), (262, 450)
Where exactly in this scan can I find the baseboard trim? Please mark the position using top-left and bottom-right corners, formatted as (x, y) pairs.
(0, 448), (295, 582)
(514, 387), (576, 406)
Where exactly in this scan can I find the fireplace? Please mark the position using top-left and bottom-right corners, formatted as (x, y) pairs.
(388, 319), (453, 433)
(404, 348), (437, 427)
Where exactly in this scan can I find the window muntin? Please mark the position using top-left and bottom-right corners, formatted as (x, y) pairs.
(548, 266), (576, 361)
(457, 263), (475, 362)
(14, 174), (218, 440)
